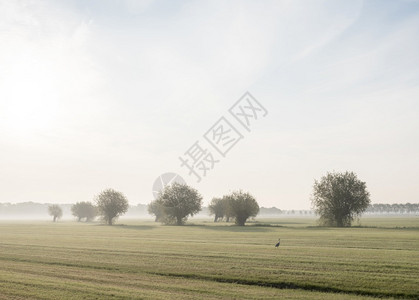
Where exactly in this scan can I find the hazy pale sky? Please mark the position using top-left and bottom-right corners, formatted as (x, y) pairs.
(1, 0), (418, 209)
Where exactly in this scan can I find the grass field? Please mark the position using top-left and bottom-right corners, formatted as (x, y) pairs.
(0, 217), (418, 299)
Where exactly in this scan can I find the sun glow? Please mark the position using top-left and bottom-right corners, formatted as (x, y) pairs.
(2, 52), (61, 137)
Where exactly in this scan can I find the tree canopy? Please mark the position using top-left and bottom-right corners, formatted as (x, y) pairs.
(95, 189), (129, 225)
(48, 204), (62, 222)
(147, 199), (166, 222)
(311, 171), (371, 227)
(208, 197), (224, 222)
(71, 201), (97, 222)
(208, 196), (234, 222)
(228, 191), (259, 226)
(148, 183), (202, 225)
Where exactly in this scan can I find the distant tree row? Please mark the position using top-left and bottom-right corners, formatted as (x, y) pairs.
(366, 203), (419, 214)
(148, 183), (260, 226)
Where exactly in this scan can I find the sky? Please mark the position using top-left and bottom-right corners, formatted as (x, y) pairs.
(0, 0), (418, 209)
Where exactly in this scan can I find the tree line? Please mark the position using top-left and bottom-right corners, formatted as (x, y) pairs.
(45, 171), (384, 227)
(148, 184), (260, 226)
(2, 171), (416, 227)
(47, 184), (260, 226)
(48, 188), (129, 225)
(366, 203), (419, 214)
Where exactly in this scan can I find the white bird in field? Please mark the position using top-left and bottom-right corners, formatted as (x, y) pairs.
(275, 239), (280, 247)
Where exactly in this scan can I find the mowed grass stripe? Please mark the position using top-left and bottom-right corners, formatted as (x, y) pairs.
(1, 241), (418, 273)
(0, 245), (418, 297)
(150, 271), (413, 299)
(0, 259), (411, 299)
(1, 244), (416, 279)
(0, 259), (373, 300)
(0, 219), (418, 299)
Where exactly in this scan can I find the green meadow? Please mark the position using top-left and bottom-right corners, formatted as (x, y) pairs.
(0, 217), (418, 299)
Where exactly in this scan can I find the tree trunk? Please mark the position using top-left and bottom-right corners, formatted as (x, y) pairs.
(108, 218), (113, 225)
(53, 216), (57, 222)
(176, 216), (183, 225)
(236, 216), (246, 226)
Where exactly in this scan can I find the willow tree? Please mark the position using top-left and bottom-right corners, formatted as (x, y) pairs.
(95, 189), (129, 225)
(228, 191), (259, 226)
(71, 201), (97, 222)
(311, 171), (370, 227)
(150, 183), (202, 225)
(48, 205), (63, 222)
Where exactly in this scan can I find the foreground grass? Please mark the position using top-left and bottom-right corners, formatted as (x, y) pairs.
(0, 217), (418, 299)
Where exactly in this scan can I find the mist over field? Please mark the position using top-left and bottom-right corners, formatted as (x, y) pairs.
(0, 202), (289, 220)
